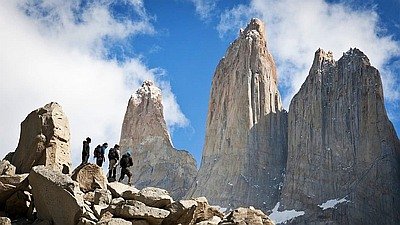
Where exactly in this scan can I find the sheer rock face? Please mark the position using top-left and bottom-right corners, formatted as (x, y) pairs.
(187, 18), (288, 210)
(119, 80), (197, 200)
(11, 102), (71, 174)
(281, 48), (400, 224)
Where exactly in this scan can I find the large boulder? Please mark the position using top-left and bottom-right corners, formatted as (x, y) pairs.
(29, 165), (84, 225)
(219, 207), (274, 225)
(105, 200), (170, 225)
(71, 163), (108, 193)
(0, 174), (29, 206)
(107, 182), (139, 199)
(0, 160), (15, 175)
(133, 187), (173, 208)
(162, 197), (223, 225)
(11, 102), (72, 174)
(5, 190), (32, 218)
(97, 218), (132, 225)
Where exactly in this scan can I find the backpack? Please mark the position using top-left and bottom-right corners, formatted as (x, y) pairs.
(108, 148), (119, 160)
(120, 156), (128, 168)
(94, 147), (100, 157)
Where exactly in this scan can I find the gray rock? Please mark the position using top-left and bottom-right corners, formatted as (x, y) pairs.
(94, 189), (112, 206)
(72, 163), (108, 193)
(97, 218), (132, 225)
(29, 165), (84, 225)
(107, 200), (170, 225)
(219, 207), (274, 225)
(187, 18), (288, 211)
(119, 80), (197, 199)
(0, 160), (15, 175)
(0, 217), (11, 225)
(281, 48), (400, 224)
(77, 217), (97, 225)
(107, 182), (138, 198)
(133, 187), (173, 208)
(11, 102), (72, 174)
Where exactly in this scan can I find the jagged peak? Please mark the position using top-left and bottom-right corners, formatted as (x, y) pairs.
(240, 18), (265, 39)
(311, 48), (335, 70)
(341, 48), (371, 65)
(132, 80), (162, 105)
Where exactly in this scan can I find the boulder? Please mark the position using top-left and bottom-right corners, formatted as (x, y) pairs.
(162, 199), (197, 225)
(29, 165), (84, 225)
(0, 174), (29, 206)
(77, 217), (96, 225)
(192, 197), (224, 223)
(72, 163), (108, 193)
(93, 205), (108, 219)
(0, 160), (15, 175)
(97, 218), (132, 225)
(5, 190), (31, 218)
(133, 187), (173, 208)
(131, 220), (150, 225)
(219, 207), (274, 225)
(94, 189), (112, 206)
(0, 217), (11, 225)
(84, 191), (95, 203)
(107, 200), (170, 225)
(12, 102), (72, 174)
(195, 216), (221, 225)
(107, 182), (139, 198)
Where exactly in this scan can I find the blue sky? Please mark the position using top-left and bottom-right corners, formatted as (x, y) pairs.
(0, 0), (399, 166)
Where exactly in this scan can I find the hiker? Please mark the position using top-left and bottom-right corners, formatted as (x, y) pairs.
(81, 137), (91, 164)
(108, 144), (120, 179)
(94, 143), (107, 167)
(118, 152), (133, 185)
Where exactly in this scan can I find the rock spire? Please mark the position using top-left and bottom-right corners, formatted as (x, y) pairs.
(187, 18), (288, 211)
(119, 80), (197, 199)
(281, 48), (400, 224)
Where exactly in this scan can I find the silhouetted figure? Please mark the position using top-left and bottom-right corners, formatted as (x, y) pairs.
(81, 137), (91, 164)
(118, 152), (133, 185)
(94, 143), (107, 167)
(108, 144), (120, 179)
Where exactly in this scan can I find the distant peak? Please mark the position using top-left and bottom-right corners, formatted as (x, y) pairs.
(241, 18), (265, 38)
(312, 48), (335, 69)
(132, 80), (162, 105)
(342, 48), (370, 65)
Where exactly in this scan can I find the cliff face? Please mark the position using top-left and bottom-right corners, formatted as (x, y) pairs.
(187, 19), (288, 211)
(119, 80), (197, 200)
(281, 48), (400, 224)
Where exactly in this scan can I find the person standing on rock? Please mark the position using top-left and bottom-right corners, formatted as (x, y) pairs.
(118, 152), (133, 185)
(94, 143), (107, 167)
(81, 137), (91, 164)
(108, 144), (120, 180)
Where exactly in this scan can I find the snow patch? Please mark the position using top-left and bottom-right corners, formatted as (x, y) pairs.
(269, 202), (305, 224)
(318, 196), (350, 210)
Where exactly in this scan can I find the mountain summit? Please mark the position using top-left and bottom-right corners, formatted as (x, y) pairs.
(187, 18), (288, 211)
(119, 80), (197, 199)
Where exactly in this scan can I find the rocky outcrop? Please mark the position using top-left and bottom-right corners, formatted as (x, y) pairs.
(71, 163), (108, 193)
(187, 18), (288, 211)
(11, 102), (71, 174)
(0, 160), (16, 176)
(219, 207), (274, 225)
(119, 80), (197, 199)
(280, 48), (400, 224)
(29, 165), (85, 225)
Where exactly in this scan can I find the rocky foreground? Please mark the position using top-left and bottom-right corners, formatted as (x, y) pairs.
(0, 102), (275, 225)
(0, 161), (274, 225)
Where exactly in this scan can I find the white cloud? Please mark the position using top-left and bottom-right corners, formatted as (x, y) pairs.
(189, 0), (218, 21)
(0, 0), (188, 166)
(217, 0), (400, 108)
